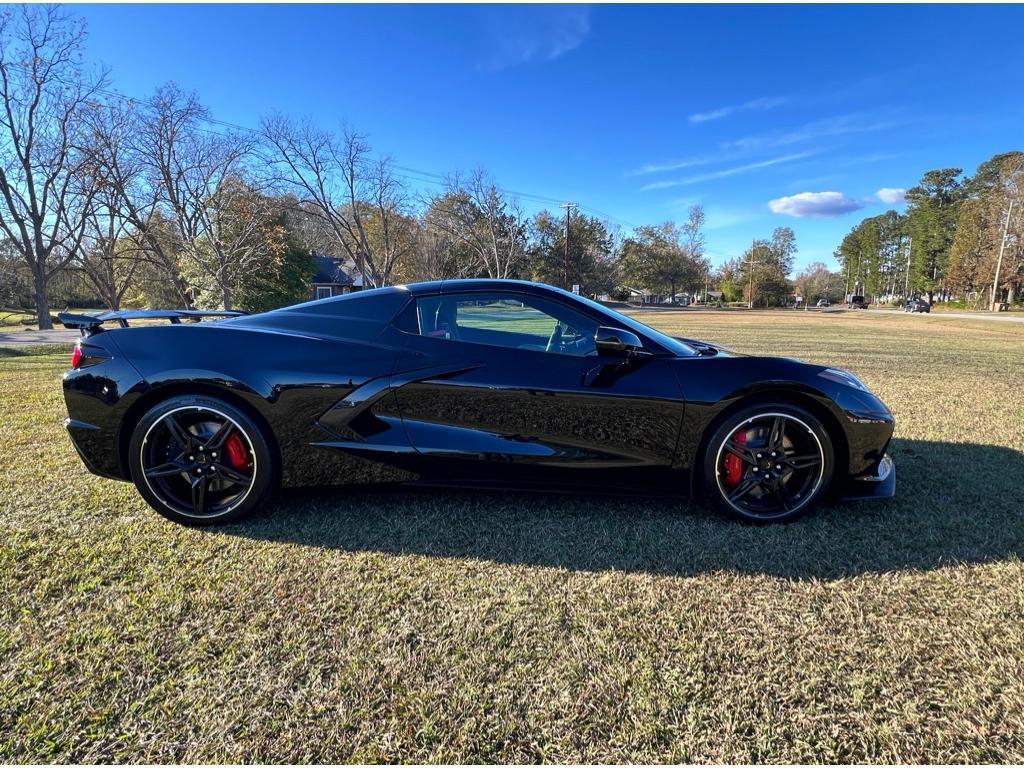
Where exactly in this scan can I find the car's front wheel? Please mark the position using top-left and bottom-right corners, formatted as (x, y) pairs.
(128, 395), (276, 526)
(702, 404), (834, 523)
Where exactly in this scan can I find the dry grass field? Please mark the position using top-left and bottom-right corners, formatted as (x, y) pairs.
(2, 310), (1023, 762)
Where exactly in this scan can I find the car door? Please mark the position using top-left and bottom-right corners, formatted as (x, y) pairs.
(391, 289), (686, 489)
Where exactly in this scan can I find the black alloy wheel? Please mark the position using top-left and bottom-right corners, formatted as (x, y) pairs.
(703, 404), (833, 523)
(128, 395), (275, 525)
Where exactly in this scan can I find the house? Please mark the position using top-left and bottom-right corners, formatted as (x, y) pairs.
(622, 286), (692, 305)
(310, 254), (363, 299)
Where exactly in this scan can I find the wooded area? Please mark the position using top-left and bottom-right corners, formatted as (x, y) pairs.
(834, 153), (1023, 308)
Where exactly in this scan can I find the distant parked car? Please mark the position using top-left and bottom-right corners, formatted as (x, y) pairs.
(660, 296), (690, 306)
(905, 298), (930, 313)
(848, 295), (870, 309)
(816, 299), (831, 307)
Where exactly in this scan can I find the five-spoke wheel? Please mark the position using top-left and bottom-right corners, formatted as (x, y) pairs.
(703, 404), (833, 522)
(128, 395), (275, 525)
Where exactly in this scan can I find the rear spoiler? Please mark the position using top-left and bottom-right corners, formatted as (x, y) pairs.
(57, 309), (245, 336)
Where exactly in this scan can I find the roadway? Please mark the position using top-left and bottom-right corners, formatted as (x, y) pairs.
(0, 328), (80, 347)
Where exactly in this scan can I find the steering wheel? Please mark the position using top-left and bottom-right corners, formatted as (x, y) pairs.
(545, 322), (564, 353)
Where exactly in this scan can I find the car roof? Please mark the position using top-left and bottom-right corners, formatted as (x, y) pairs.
(278, 279), (568, 316)
(404, 278), (565, 298)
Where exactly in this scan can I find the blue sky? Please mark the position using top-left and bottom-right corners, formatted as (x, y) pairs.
(76, 3), (1024, 270)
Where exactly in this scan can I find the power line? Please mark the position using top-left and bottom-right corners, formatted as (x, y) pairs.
(79, 77), (640, 229)
(22, 60), (662, 239)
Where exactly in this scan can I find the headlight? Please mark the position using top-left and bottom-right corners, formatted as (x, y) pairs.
(819, 367), (870, 392)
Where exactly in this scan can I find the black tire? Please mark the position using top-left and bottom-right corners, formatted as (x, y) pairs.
(702, 403), (834, 523)
(128, 395), (276, 526)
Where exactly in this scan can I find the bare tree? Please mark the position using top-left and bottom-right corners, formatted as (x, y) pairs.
(190, 174), (284, 310)
(427, 168), (527, 279)
(261, 116), (411, 287)
(0, 6), (107, 328)
(85, 98), (192, 306)
(140, 85), (258, 308)
(74, 179), (142, 309)
(404, 217), (474, 282)
(349, 157), (419, 285)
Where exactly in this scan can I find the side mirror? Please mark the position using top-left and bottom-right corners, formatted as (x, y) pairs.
(595, 326), (645, 356)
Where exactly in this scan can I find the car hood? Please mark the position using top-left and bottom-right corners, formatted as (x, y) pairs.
(671, 336), (814, 368)
(671, 335), (744, 357)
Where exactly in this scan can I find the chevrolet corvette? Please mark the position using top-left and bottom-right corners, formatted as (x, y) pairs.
(59, 279), (895, 525)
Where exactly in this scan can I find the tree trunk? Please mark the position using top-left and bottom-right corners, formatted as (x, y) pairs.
(31, 263), (53, 330)
(106, 258), (119, 310)
(221, 276), (232, 311)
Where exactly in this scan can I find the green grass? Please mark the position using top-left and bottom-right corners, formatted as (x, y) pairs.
(2, 311), (1024, 762)
(0, 310), (36, 329)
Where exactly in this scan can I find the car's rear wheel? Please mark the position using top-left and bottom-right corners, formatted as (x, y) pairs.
(702, 404), (833, 523)
(128, 395), (275, 526)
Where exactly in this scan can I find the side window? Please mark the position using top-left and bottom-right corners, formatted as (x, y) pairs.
(416, 293), (597, 356)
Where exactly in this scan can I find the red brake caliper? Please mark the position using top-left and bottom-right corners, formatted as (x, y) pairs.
(723, 428), (747, 487)
(224, 432), (250, 470)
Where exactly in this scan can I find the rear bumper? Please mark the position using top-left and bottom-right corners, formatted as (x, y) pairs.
(839, 454), (894, 501)
(62, 354), (144, 482)
(65, 417), (126, 481)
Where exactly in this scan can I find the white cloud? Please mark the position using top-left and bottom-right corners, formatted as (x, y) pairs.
(722, 113), (904, 153)
(626, 155), (720, 177)
(876, 187), (907, 204)
(689, 96), (786, 124)
(629, 113), (904, 182)
(478, 6), (590, 70)
(640, 151), (818, 191)
(768, 191), (864, 218)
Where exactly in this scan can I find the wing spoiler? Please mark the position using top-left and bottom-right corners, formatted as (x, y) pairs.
(57, 309), (245, 336)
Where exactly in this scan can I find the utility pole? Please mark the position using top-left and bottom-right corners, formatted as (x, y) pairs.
(745, 241), (760, 309)
(991, 199), (1015, 312)
(559, 202), (577, 291)
(903, 236), (912, 300)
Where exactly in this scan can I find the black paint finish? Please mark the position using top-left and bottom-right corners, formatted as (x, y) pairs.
(61, 279), (895, 505)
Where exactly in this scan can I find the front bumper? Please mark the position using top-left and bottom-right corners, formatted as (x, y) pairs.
(839, 454), (895, 501)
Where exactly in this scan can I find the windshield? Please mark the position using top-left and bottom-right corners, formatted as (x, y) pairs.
(558, 290), (700, 357)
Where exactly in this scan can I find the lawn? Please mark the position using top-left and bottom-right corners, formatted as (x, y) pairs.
(0, 307), (97, 331)
(0, 310), (37, 329)
(1, 311), (1023, 762)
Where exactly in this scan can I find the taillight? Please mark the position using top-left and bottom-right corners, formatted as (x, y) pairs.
(69, 342), (109, 370)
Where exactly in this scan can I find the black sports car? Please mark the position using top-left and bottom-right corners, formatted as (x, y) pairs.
(59, 279), (895, 525)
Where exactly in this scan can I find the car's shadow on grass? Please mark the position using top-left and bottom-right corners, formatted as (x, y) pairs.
(221, 438), (1024, 580)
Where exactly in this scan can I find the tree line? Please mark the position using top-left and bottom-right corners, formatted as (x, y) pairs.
(710, 226), (815, 307)
(0, 5), (718, 329)
(835, 152), (1023, 307)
